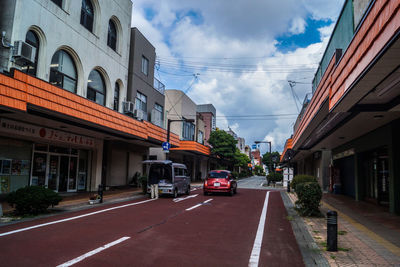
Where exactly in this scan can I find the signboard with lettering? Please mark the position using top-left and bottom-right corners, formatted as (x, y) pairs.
(0, 119), (95, 148)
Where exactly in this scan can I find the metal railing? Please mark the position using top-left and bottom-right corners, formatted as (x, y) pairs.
(153, 77), (165, 95)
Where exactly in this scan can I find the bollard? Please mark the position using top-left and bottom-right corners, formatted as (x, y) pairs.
(287, 180), (290, 192)
(98, 184), (104, 203)
(327, 210), (338, 251)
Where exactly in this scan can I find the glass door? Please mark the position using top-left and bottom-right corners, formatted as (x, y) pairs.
(68, 156), (78, 192)
(59, 156), (69, 192)
(31, 153), (47, 186)
(48, 155), (59, 191)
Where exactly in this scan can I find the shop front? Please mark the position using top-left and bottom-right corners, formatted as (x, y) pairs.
(0, 118), (94, 194)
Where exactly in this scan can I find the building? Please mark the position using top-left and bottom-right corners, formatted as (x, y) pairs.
(0, 0), (179, 194)
(196, 104), (216, 146)
(150, 89), (212, 180)
(281, 0), (400, 214)
(226, 127), (246, 153)
(126, 28), (165, 128)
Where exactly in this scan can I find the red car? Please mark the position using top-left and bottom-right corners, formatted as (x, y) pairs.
(203, 170), (237, 196)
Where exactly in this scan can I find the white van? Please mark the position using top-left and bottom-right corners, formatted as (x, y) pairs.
(143, 160), (191, 198)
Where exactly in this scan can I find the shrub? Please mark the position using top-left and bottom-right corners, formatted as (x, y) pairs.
(267, 172), (283, 183)
(295, 182), (322, 216)
(239, 171), (248, 178)
(231, 171), (239, 179)
(7, 186), (62, 215)
(290, 175), (317, 191)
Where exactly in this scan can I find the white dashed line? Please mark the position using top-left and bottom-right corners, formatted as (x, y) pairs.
(186, 199), (213, 211)
(249, 191), (270, 267)
(57, 236), (131, 267)
(173, 194), (198, 202)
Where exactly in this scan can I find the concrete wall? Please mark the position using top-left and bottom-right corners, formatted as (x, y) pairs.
(0, 0), (132, 110)
(165, 89), (197, 138)
(0, 0), (17, 72)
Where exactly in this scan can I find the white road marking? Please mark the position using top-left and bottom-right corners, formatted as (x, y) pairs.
(186, 199), (213, 211)
(57, 236), (130, 267)
(173, 194), (198, 202)
(190, 187), (200, 191)
(259, 182), (264, 187)
(249, 191), (270, 267)
(0, 198), (156, 237)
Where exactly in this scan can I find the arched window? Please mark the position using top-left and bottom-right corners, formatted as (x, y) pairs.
(80, 0), (94, 32)
(108, 20), (117, 51)
(113, 82), (119, 111)
(49, 50), (77, 93)
(23, 30), (39, 76)
(87, 70), (105, 105)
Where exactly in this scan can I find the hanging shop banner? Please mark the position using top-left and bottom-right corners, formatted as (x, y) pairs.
(0, 119), (95, 148)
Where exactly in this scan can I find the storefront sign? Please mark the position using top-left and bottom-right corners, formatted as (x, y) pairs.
(333, 148), (355, 160)
(0, 119), (95, 148)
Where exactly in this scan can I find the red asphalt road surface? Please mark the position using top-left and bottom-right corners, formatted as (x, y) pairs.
(0, 189), (304, 267)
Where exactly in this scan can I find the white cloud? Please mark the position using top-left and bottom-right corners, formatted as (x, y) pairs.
(289, 17), (307, 35)
(130, 1), (343, 152)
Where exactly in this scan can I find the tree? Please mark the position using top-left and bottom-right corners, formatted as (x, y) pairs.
(262, 151), (281, 173)
(234, 149), (250, 169)
(254, 165), (265, 176)
(208, 129), (238, 168)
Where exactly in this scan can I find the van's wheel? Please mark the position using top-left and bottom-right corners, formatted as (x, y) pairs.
(186, 185), (190, 195)
(173, 188), (178, 198)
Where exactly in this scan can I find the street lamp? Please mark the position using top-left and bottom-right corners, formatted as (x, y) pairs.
(166, 118), (195, 160)
(254, 141), (272, 174)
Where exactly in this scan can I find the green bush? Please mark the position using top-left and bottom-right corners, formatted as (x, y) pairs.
(231, 171), (239, 179)
(290, 175), (317, 191)
(267, 172), (283, 182)
(295, 182), (322, 216)
(7, 186), (62, 215)
(239, 171), (248, 178)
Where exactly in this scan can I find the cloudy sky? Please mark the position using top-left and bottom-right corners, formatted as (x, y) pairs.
(130, 0), (345, 154)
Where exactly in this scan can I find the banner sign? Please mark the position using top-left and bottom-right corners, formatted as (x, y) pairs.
(0, 119), (95, 147)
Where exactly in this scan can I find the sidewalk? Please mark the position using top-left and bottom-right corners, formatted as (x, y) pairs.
(284, 191), (400, 266)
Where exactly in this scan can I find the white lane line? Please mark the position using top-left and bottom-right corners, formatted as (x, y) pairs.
(173, 194), (198, 202)
(249, 191), (270, 267)
(259, 182), (264, 187)
(185, 199), (213, 211)
(0, 198), (156, 237)
(57, 236), (130, 267)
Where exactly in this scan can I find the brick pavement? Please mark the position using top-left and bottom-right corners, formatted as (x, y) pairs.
(287, 192), (400, 266)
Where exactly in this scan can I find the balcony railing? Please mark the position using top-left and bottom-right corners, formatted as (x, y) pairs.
(153, 77), (165, 95)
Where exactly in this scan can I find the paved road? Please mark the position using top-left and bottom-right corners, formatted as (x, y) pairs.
(0, 180), (303, 266)
(237, 175), (267, 189)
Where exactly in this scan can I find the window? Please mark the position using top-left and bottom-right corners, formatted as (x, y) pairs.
(182, 120), (195, 141)
(51, 0), (62, 8)
(141, 56), (149, 76)
(135, 92), (147, 112)
(152, 103), (163, 127)
(113, 82), (119, 111)
(198, 130), (204, 144)
(80, 0), (94, 32)
(87, 70), (105, 105)
(23, 30), (39, 76)
(50, 50), (77, 93)
(107, 20), (117, 50)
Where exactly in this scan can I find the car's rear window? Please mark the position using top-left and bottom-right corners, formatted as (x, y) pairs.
(208, 172), (228, 178)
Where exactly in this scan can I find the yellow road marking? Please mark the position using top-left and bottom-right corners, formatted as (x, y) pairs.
(322, 201), (400, 257)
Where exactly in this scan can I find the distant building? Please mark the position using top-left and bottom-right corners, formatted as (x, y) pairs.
(196, 104), (216, 146)
(226, 127), (246, 153)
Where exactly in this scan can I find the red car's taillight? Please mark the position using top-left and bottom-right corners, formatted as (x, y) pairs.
(204, 180), (208, 186)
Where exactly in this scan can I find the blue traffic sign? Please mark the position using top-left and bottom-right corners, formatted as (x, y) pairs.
(162, 142), (171, 151)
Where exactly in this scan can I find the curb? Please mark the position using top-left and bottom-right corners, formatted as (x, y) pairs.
(281, 192), (329, 267)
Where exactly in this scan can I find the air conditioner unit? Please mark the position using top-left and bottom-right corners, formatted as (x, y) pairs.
(123, 101), (134, 114)
(134, 109), (146, 121)
(13, 41), (36, 65)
